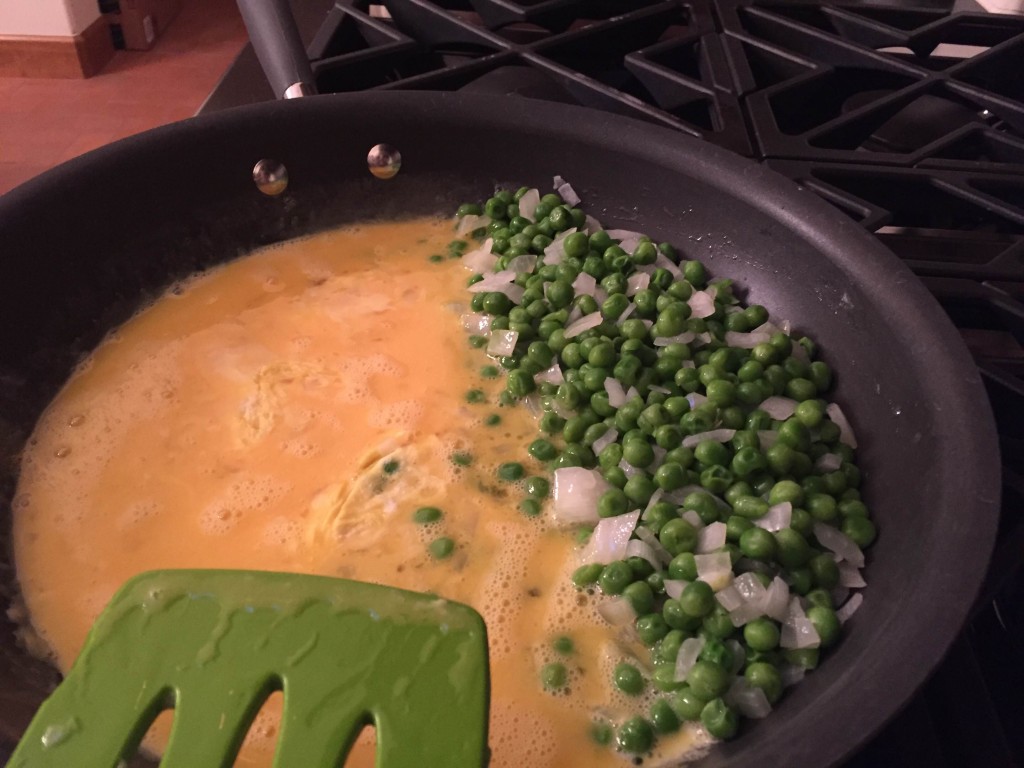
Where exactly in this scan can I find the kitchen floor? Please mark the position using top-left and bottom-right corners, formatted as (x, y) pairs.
(0, 0), (249, 196)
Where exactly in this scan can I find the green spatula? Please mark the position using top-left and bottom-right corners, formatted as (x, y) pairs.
(7, 569), (490, 767)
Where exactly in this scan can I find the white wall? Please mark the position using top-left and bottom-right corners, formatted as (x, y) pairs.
(0, 0), (100, 36)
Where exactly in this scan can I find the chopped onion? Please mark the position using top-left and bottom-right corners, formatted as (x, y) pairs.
(757, 430), (779, 449)
(461, 312), (491, 335)
(584, 214), (603, 234)
(663, 484), (703, 505)
(681, 509), (705, 529)
(486, 329), (518, 357)
(686, 393), (707, 410)
(535, 361), (565, 386)
(506, 254), (537, 274)
(735, 557), (773, 575)
(582, 511), (641, 565)
(626, 272), (650, 296)
(598, 596), (636, 626)
(734, 572), (767, 603)
(663, 579), (689, 600)
(779, 664), (805, 687)
(553, 176), (582, 207)
(461, 238), (496, 272)
(653, 331), (697, 346)
(763, 577), (790, 622)
(591, 427), (619, 456)
(726, 639), (746, 676)
(572, 272), (597, 297)
(619, 235), (641, 254)
(716, 584), (743, 612)
(640, 489), (664, 519)
(625, 539), (663, 571)
(781, 617), (820, 649)
(654, 252), (682, 278)
(648, 385), (671, 395)
(696, 521), (727, 553)
(634, 524), (673, 565)
(758, 396), (798, 420)
(543, 237), (566, 266)
(681, 429), (736, 449)
(565, 304), (582, 325)
(725, 330), (773, 349)
(813, 522), (865, 567)
(687, 290), (716, 318)
(625, 385), (640, 402)
(815, 452), (843, 472)
(542, 393), (574, 420)
(674, 637), (705, 681)
(606, 228), (644, 242)
(695, 552), (733, 591)
(468, 269), (516, 292)
(456, 213), (490, 236)
(826, 402), (858, 448)
(618, 459), (639, 479)
(838, 561), (867, 588)
(755, 501), (792, 532)
(518, 188), (540, 221)
(836, 592), (864, 624)
(565, 311), (603, 339)
(551, 468), (608, 525)
(726, 678), (772, 719)
(616, 302), (636, 324)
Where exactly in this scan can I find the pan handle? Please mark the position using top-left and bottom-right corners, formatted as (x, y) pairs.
(236, 0), (317, 99)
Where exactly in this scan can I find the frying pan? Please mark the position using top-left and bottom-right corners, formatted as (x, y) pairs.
(0, 5), (999, 765)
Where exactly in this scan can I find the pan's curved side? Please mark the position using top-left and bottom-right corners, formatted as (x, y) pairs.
(0, 92), (999, 767)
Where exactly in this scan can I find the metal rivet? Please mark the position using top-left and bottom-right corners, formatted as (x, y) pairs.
(253, 159), (289, 196)
(367, 143), (401, 179)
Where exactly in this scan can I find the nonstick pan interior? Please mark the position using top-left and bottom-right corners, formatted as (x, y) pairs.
(0, 92), (1000, 767)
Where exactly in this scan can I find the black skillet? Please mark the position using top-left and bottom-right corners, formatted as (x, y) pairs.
(0, 2), (1000, 765)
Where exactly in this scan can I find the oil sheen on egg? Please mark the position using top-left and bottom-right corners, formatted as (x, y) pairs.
(12, 217), (711, 767)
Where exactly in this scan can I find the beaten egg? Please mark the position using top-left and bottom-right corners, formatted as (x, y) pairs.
(12, 217), (711, 766)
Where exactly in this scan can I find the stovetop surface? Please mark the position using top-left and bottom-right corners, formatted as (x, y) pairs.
(201, 2), (1024, 762)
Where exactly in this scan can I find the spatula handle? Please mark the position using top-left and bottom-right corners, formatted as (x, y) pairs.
(236, 0), (317, 99)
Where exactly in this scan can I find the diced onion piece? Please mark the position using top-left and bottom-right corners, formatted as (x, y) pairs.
(759, 396), (798, 420)
(826, 403), (858, 448)
(838, 561), (867, 588)
(781, 617), (821, 649)
(716, 584), (743, 612)
(815, 452), (843, 472)
(663, 485), (703, 505)
(616, 303), (636, 324)
(633, 523), (673, 565)
(752, 320), (782, 336)
(780, 664), (805, 687)
(506, 254), (537, 274)
(606, 228), (644, 242)
(461, 312), (491, 335)
(468, 269), (516, 292)
(581, 511), (641, 566)
(649, 385), (671, 395)
(663, 579), (689, 600)
(641, 489), (664, 517)
(733, 572), (767, 603)
(565, 304), (582, 325)
(763, 577), (790, 622)
(688, 290), (716, 318)
(836, 592), (864, 624)
(553, 176), (582, 207)
(456, 213), (490, 236)
(572, 272), (597, 297)
(543, 237), (566, 266)
(726, 639), (746, 676)
(674, 637), (705, 681)
(591, 427), (619, 456)
(619, 235), (641, 254)
(584, 214), (603, 234)
(696, 521), (727, 553)
(461, 238), (496, 272)
(598, 596), (636, 627)
(535, 361), (565, 386)
(624, 386), (640, 402)
(618, 459), (639, 479)
(757, 430), (779, 450)
(681, 509), (705, 529)
(695, 553), (733, 591)
(725, 330), (773, 349)
(813, 522), (865, 567)
(755, 501), (792, 533)
(565, 311), (602, 339)
(551, 468), (608, 525)
(653, 331), (697, 346)
(626, 272), (651, 296)
(486, 329), (518, 357)
(686, 393), (707, 409)
(655, 253), (682, 279)
(681, 429), (736, 449)
(518, 188), (540, 221)
(735, 557), (773, 575)
(726, 678), (772, 719)
(625, 539), (663, 571)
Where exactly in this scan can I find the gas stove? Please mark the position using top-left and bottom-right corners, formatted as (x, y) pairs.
(202, 2), (1024, 762)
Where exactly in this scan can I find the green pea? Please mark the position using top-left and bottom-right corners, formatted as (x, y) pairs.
(518, 498), (541, 517)
(614, 662), (646, 696)
(668, 552), (698, 581)
(598, 488), (629, 518)
(769, 479), (804, 507)
(671, 686), (706, 721)
(739, 526), (777, 561)
(648, 698), (680, 734)
(654, 461), (687, 491)
(745, 662), (783, 704)
(775, 527), (812, 569)
(842, 515), (877, 547)
(806, 493), (838, 523)
(528, 438), (557, 461)
(598, 561), (633, 595)
(623, 440), (656, 468)
(659, 518), (698, 556)
(616, 716), (654, 753)
(686, 660), (730, 700)
(541, 661), (567, 690)
(497, 462), (525, 481)
(525, 476), (550, 498)
(783, 648), (820, 670)
(572, 562), (603, 588)
(623, 473), (657, 505)
(732, 495), (769, 520)
(429, 537), (455, 559)
(743, 618), (780, 651)
(623, 580), (656, 615)
(700, 465), (733, 494)
(679, 580), (715, 618)
(413, 506), (443, 524)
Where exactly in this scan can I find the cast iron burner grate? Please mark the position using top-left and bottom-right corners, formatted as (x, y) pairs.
(199, 0), (1024, 763)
